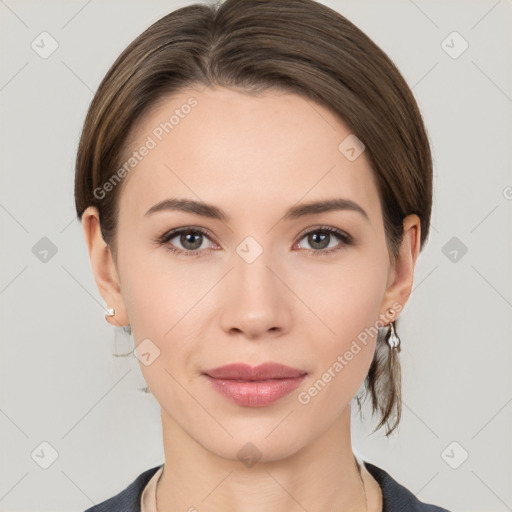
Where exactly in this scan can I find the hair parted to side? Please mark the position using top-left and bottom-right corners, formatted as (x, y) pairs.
(74, 0), (433, 437)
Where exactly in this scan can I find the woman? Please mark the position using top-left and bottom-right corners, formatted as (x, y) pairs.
(75, 0), (451, 510)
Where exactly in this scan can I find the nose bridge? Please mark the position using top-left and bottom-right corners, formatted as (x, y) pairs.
(219, 238), (290, 338)
(234, 237), (280, 303)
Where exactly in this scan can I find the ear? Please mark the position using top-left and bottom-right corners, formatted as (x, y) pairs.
(81, 206), (129, 327)
(380, 214), (422, 320)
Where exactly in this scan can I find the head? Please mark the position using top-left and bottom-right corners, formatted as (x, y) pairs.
(75, 0), (432, 459)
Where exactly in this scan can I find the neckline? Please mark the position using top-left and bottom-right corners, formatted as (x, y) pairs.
(141, 460), (419, 512)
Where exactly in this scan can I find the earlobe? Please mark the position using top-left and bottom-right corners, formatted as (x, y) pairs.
(81, 206), (129, 327)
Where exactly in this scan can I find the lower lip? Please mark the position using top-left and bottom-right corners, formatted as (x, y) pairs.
(203, 375), (306, 407)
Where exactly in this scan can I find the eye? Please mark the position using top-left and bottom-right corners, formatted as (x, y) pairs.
(295, 226), (352, 255)
(153, 227), (217, 256)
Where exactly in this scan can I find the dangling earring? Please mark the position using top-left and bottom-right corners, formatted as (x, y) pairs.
(105, 307), (115, 320)
(385, 320), (401, 351)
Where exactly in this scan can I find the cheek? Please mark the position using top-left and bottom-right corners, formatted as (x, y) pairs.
(117, 247), (214, 385)
(121, 262), (200, 404)
(118, 241), (208, 338)
(297, 251), (387, 398)
(297, 281), (383, 418)
(294, 249), (388, 347)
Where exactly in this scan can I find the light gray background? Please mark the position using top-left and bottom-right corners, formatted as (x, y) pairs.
(1, 1), (511, 511)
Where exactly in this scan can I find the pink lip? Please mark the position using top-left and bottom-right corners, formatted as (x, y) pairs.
(202, 363), (307, 407)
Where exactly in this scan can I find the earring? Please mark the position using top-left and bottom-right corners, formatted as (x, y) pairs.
(385, 320), (401, 351)
(105, 307), (115, 319)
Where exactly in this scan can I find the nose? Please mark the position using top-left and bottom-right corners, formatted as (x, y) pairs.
(219, 248), (292, 341)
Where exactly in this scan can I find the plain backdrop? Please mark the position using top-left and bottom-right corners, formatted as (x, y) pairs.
(1, 1), (511, 511)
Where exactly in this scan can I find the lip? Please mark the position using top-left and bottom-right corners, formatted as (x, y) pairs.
(204, 362), (307, 380)
(202, 363), (308, 407)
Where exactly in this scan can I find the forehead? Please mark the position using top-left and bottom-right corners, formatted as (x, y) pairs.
(118, 86), (381, 225)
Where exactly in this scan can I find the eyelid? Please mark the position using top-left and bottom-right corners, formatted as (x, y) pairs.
(155, 225), (217, 248)
(295, 224), (352, 243)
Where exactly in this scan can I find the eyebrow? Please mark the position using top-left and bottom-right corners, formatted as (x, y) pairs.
(145, 197), (369, 223)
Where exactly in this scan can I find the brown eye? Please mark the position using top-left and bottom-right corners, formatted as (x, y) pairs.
(175, 231), (204, 251)
(155, 227), (215, 256)
(306, 232), (331, 250)
(296, 227), (352, 255)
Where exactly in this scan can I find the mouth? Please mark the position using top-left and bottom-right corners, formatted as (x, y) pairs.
(202, 362), (308, 407)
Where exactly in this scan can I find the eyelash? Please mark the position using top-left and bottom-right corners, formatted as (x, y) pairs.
(153, 225), (353, 257)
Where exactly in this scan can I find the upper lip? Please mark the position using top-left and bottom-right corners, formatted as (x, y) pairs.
(203, 362), (307, 380)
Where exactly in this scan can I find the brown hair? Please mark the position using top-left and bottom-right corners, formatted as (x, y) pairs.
(74, 0), (433, 436)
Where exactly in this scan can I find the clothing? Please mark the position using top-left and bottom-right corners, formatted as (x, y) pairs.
(140, 465), (163, 512)
(83, 461), (452, 512)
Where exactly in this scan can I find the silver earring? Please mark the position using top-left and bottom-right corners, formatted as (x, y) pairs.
(385, 320), (401, 351)
(105, 307), (115, 318)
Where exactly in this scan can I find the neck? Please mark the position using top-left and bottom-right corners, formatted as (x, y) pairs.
(156, 407), (370, 512)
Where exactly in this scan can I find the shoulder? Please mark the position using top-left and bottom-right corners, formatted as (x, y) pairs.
(364, 462), (452, 512)
(82, 464), (163, 512)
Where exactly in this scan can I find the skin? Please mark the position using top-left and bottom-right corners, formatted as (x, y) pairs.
(82, 86), (421, 512)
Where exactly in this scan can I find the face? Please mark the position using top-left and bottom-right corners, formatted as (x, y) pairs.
(87, 85), (416, 462)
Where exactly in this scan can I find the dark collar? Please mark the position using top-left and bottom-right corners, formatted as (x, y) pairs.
(83, 461), (450, 512)
(364, 462), (450, 511)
